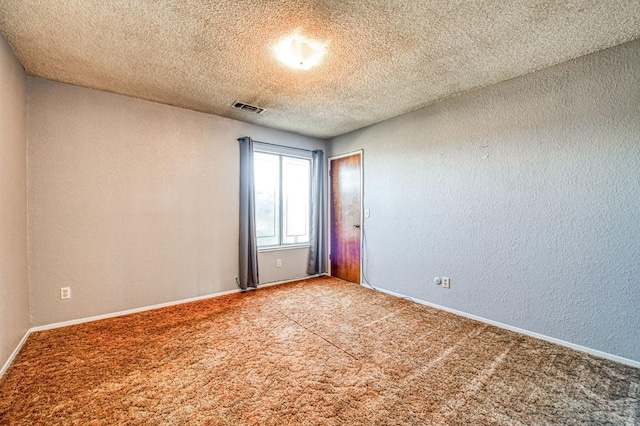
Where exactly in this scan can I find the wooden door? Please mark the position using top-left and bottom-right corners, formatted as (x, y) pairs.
(329, 152), (362, 283)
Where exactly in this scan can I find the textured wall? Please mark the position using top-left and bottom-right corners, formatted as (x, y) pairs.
(0, 34), (29, 369)
(28, 78), (324, 326)
(329, 40), (640, 362)
(259, 248), (312, 284)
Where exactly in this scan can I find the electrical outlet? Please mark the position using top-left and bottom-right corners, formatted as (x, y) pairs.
(442, 277), (450, 289)
(60, 287), (71, 299)
(276, 259), (282, 268)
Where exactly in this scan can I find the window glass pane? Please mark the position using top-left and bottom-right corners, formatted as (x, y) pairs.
(282, 156), (310, 245)
(253, 152), (280, 246)
(253, 150), (311, 248)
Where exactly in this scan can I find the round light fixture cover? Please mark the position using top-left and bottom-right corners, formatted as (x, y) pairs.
(274, 32), (327, 70)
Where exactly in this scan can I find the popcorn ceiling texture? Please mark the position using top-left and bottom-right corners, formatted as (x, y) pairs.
(1, 277), (639, 424)
(0, 1), (639, 138)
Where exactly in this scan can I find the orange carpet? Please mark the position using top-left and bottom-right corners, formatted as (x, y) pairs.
(1, 276), (639, 424)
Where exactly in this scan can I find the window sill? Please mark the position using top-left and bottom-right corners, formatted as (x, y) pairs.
(258, 244), (310, 253)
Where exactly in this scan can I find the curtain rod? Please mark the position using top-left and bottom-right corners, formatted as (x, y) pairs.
(249, 138), (321, 154)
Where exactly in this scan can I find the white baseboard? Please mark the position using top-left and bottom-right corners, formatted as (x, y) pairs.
(0, 329), (31, 378)
(30, 288), (244, 333)
(259, 274), (321, 288)
(3, 275), (328, 377)
(3, 289), (243, 378)
(367, 285), (640, 369)
(16, 275), (627, 381)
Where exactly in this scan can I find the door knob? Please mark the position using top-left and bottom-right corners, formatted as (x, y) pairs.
(353, 224), (360, 229)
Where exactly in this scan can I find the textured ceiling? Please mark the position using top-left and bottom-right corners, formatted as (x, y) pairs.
(1, 1), (639, 139)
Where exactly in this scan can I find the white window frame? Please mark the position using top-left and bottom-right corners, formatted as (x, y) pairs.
(254, 145), (312, 250)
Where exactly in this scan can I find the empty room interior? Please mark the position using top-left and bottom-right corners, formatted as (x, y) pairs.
(1, 1), (639, 424)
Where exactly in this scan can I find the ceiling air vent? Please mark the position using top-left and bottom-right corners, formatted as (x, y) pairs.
(231, 101), (267, 114)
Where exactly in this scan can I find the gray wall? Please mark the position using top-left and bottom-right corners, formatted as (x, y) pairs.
(28, 78), (324, 326)
(329, 40), (640, 362)
(0, 34), (29, 369)
(259, 247), (312, 284)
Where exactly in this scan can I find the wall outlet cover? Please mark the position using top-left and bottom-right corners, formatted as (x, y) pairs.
(60, 287), (71, 299)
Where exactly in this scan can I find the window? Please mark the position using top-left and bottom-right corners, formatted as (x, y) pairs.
(254, 151), (310, 248)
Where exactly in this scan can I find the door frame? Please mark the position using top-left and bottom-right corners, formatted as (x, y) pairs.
(327, 149), (364, 284)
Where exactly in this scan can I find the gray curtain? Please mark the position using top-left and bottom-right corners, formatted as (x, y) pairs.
(238, 136), (259, 290)
(307, 150), (326, 275)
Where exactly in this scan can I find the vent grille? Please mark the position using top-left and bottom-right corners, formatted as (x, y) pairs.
(231, 101), (267, 114)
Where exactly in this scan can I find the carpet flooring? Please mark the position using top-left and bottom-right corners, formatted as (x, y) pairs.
(1, 276), (639, 425)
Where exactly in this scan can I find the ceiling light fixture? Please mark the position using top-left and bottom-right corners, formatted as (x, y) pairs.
(273, 32), (327, 70)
